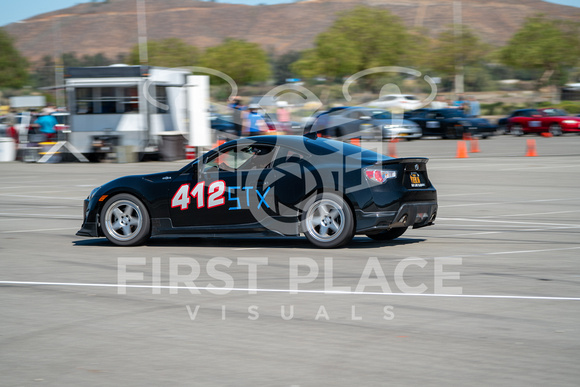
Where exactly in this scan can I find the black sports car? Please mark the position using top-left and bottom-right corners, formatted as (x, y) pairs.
(77, 135), (437, 248)
(405, 108), (496, 138)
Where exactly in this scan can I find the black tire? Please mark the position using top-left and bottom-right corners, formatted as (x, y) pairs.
(444, 126), (459, 139)
(549, 123), (562, 136)
(366, 227), (408, 241)
(511, 124), (524, 136)
(301, 192), (354, 248)
(100, 193), (150, 246)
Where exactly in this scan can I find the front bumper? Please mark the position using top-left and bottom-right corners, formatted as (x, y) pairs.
(76, 198), (100, 237)
(355, 202), (437, 233)
(76, 222), (99, 237)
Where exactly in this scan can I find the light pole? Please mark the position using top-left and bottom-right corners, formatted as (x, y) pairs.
(453, 0), (464, 95)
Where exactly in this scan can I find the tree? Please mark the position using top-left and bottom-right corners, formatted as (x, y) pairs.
(292, 6), (422, 81)
(292, 33), (361, 81)
(128, 38), (199, 68)
(31, 52), (117, 88)
(0, 28), (29, 88)
(429, 25), (492, 91)
(272, 50), (302, 84)
(500, 15), (580, 91)
(200, 39), (271, 85)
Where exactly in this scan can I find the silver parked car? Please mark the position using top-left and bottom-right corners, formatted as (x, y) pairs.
(305, 107), (422, 141)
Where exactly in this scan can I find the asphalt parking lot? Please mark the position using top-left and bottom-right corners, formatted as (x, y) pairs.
(1, 134), (579, 386)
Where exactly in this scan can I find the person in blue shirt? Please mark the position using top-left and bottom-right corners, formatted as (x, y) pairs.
(453, 94), (467, 111)
(35, 108), (58, 141)
(244, 104), (266, 136)
(468, 95), (480, 117)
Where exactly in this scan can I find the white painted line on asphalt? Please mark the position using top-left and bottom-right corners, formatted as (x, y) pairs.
(436, 231), (503, 237)
(441, 198), (576, 208)
(473, 210), (580, 219)
(484, 246), (580, 256)
(0, 193), (85, 200)
(437, 192), (495, 197)
(0, 227), (78, 234)
(437, 217), (580, 228)
(0, 280), (579, 301)
(0, 213), (82, 219)
(501, 164), (580, 171)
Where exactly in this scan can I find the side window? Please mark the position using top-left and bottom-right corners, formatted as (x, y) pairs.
(204, 145), (276, 172)
(273, 147), (308, 167)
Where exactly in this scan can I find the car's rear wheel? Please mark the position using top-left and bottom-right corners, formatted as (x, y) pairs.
(101, 193), (150, 246)
(511, 124), (523, 136)
(302, 193), (354, 248)
(549, 123), (562, 136)
(366, 227), (408, 241)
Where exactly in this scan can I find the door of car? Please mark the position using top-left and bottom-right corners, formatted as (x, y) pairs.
(421, 111), (442, 136)
(168, 144), (278, 228)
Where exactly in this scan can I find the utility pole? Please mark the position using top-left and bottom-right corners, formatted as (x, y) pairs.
(137, 0), (148, 65)
(53, 19), (65, 107)
(453, 0), (464, 95)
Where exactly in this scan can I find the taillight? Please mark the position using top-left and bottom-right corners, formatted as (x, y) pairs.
(364, 168), (397, 184)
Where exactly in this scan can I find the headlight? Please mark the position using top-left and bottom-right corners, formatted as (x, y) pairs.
(88, 186), (101, 201)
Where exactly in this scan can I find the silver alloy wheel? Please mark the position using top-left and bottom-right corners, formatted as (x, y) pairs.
(304, 198), (345, 243)
(511, 124), (523, 136)
(104, 199), (143, 242)
(549, 123), (562, 136)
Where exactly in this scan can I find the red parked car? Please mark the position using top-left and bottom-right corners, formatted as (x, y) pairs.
(506, 108), (580, 136)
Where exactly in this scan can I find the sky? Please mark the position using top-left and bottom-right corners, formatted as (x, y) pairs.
(0, 0), (578, 27)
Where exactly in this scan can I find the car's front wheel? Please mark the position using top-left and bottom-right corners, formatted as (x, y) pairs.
(510, 124), (524, 136)
(101, 193), (150, 246)
(549, 123), (563, 136)
(366, 227), (408, 241)
(302, 193), (354, 248)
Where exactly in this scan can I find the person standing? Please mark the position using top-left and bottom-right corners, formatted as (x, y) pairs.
(430, 95), (448, 109)
(276, 100), (291, 133)
(230, 97), (244, 137)
(34, 107), (58, 141)
(468, 95), (480, 117)
(244, 104), (266, 136)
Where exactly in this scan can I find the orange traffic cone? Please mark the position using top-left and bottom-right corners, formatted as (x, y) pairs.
(526, 139), (538, 157)
(470, 137), (480, 153)
(350, 137), (361, 147)
(456, 141), (469, 158)
(388, 138), (398, 158)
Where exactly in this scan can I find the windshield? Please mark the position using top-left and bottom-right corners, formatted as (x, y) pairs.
(542, 108), (568, 117)
(442, 109), (467, 118)
(371, 111), (393, 120)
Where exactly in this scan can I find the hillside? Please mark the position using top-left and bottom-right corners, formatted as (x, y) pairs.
(4, 0), (580, 63)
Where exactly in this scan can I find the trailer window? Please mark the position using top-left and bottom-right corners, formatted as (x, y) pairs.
(145, 84), (169, 114)
(75, 87), (140, 114)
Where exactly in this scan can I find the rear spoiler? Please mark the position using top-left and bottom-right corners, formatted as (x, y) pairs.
(378, 157), (429, 166)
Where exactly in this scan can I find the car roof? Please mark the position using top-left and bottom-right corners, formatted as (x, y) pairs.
(213, 135), (389, 162)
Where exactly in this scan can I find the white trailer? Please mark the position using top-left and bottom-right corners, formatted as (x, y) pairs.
(65, 65), (193, 160)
